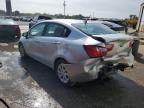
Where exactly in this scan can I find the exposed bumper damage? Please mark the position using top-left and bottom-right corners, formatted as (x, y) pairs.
(64, 53), (134, 83)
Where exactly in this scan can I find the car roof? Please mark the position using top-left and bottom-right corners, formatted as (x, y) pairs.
(40, 19), (102, 26)
(42, 19), (122, 27)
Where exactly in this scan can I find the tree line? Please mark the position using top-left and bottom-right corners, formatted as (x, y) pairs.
(0, 9), (85, 19)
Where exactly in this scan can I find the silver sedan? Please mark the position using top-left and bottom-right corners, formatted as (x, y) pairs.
(19, 19), (134, 86)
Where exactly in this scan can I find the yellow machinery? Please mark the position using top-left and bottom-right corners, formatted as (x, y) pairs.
(127, 15), (138, 29)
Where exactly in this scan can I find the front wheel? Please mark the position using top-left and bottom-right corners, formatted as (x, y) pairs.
(55, 60), (75, 87)
(19, 43), (27, 58)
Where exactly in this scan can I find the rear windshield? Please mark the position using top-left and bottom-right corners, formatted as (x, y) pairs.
(72, 23), (116, 35)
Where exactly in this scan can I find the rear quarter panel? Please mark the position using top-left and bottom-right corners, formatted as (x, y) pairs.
(53, 30), (103, 68)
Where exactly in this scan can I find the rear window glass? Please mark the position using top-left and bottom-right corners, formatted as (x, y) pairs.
(72, 23), (116, 35)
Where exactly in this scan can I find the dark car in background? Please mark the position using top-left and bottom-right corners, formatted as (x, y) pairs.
(29, 15), (51, 28)
(100, 21), (125, 32)
(22, 16), (33, 22)
(83, 19), (125, 33)
(0, 19), (21, 43)
(96, 21), (125, 32)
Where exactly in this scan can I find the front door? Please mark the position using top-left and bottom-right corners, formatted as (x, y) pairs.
(24, 23), (46, 60)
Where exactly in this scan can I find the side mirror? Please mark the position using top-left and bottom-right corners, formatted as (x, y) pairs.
(22, 32), (29, 39)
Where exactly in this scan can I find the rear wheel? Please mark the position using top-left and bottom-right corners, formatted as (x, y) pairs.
(55, 60), (75, 87)
(19, 43), (27, 58)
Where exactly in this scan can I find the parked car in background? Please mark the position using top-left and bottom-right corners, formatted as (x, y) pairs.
(99, 21), (125, 32)
(84, 19), (125, 33)
(13, 16), (20, 21)
(92, 20), (125, 33)
(22, 16), (33, 22)
(29, 15), (51, 28)
(0, 19), (21, 42)
(19, 19), (134, 86)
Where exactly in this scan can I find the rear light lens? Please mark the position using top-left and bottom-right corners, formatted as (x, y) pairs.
(0, 25), (19, 29)
(84, 45), (107, 58)
(12, 25), (21, 37)
(129, 40), (133, 48)
(106, 44), (114, 52)
(11, 25), (19, 29)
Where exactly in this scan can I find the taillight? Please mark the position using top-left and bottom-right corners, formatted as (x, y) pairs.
(129, 40), (133, 48)
(11, 25), (19, 29)
(84, 45), (107, 58)
(106, 44), (114, 52)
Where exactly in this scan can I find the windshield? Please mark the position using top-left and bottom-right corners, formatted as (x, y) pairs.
(72, 23), (116, 35)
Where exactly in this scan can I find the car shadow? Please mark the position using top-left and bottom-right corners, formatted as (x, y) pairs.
(19, 57), (144, 108)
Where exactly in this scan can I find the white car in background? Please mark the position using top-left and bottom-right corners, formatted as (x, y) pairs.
(29, 15), (52, 28)
(19, 19), (134, 86)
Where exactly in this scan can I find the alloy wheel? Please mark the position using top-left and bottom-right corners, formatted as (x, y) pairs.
(57, 63), (70, 84)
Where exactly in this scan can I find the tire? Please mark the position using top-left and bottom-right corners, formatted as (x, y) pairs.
(55, 59), (75, 87)
(19, 43), (27, 58)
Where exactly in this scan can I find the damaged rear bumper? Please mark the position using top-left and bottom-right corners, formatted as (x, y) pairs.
(64, 53), (134, 83)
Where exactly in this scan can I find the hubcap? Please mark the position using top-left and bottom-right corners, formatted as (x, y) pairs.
(57, 63), (69, 84)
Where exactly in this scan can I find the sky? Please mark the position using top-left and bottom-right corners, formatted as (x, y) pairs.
(0, 0), (144, 18)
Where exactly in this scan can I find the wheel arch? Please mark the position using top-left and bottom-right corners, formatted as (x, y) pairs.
(53, 57), (68, 70)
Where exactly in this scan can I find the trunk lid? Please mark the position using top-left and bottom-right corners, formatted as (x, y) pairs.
(92, 33), (134, 57)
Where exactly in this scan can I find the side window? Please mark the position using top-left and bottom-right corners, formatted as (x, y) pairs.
(44, 23), (71, 37)
(29, 23), (45, 36)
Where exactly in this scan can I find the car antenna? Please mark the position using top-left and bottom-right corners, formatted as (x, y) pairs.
(84, 15), (91, 25)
